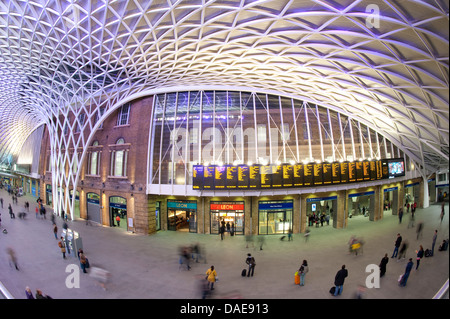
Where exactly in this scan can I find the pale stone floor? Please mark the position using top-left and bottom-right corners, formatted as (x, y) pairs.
(0, 188), (448, 300)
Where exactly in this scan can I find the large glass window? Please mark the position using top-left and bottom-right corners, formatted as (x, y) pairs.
(117, 103), (130, 126)
(110, 138), (127, 177)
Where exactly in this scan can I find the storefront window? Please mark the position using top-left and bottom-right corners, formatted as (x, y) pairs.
(258, 200), (293, 235)
(210, 201), (244, 235)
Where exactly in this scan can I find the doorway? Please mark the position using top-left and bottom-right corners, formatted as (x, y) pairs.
(109, 196), (127, 230)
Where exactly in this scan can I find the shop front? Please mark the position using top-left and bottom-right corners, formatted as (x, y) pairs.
(109, 196), (127, 230)
(348, 191), (375, 221)
(86, 192), (101, 224)
(258, 200), (293, 235)
(210, 201), (245, 235)
(306, 196), (337, 228)
(167, 200), (197, 232)
(383, 186), (399, 215)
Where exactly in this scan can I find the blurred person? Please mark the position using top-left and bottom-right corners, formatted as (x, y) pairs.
(353, 284), (366, 299)
(431, 230), (438, 256)
(416, 222), (424, 240)
(90, 266), (111, 291)
(304, 228), (310, 242)
(205, 265), (217, 290)
(7, 247), (19, 270)
(58, 237), (66, 259)
(397, 240), (408, 261)
(245, 234), (254, 248)
(257, 235), (265, 250)
(53, 223), (58, 239)
(35, 289), (52, 299)
(79, 250), (89, 273)
(379, 253), (389, 277)
(197, 274), (210, 299)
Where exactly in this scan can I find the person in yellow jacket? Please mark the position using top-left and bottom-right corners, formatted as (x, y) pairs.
(205, 265), (217, 290)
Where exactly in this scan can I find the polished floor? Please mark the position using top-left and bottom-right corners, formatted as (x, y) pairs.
(0, 189), (448, 299)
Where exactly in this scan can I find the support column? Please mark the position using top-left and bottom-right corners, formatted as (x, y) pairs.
(421, 177), (430, 208)
(336, 190), (347, 229)
(300, 195), (307, 233)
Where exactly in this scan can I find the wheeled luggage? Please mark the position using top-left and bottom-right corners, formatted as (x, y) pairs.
(294, 271), (300, 285)
(241, 269), (247, 277)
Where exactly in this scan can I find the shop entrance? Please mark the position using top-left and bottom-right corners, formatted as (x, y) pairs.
(86, 192), (101, 224)
(306, 196), (337, 228)
(109, 196), (127, 230)
(348, 191), (375, 222)
(210, 201), (245, 235)
(258, 201), (293, 235)
(383, 187), (398, 216)
(167, 200), (197, 232)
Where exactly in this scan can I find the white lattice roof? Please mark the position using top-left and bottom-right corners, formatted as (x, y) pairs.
(0, 0), (448, 172)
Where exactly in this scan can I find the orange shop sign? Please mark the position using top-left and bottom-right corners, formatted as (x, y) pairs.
(210, 204), (244, 211)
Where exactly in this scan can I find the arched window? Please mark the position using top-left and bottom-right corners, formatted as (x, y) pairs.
(88, 141), (100, 175)
(110, 138), (127, 177)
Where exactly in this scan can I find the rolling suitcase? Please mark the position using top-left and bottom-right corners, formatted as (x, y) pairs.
(294, 272), (300, 285)
(241, 269), (247, 277)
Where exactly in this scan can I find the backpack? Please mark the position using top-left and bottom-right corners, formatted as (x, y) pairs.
(299, 265), (304, 273)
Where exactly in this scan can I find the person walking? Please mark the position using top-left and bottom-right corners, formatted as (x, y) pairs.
(7, 247), (19, 270)
(58, 237), (66, 259)
(333, 265), (348, 296)
(53, 224), (58, 239)
(416, 222), (424, 240)
(399, 258), (414, 287)
(205, 265), (217, 290)
(398, 208), (403, 224)
(416, 245), (424, 270)
(391, 233), (402, 258)
(79, 250), (89, 273)
(379, 253), (389, 277)
(431, 230), (438, 256)
(8, 203), (15, 219)
(115, 214), (120, 227)
(397, 240), (408, 261)
(245, 253), (256, 277)
(299, 260), (309, 286)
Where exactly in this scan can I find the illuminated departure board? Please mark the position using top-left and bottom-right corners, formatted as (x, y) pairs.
(193, 165), (203, 189)
(214, 166), (226, 189)
(283, 164), (293, 187)
(272, 165), (283, 188)
(322, 163), (332, 185)
(192, 158), (402, 190)
(355, 161), (363, 182)
(249, 165), (260, 188)
(237, 165), (249, 189)
(203, 165), (215, 189)
(313, 163), (323, 186)
(340, 162), (348, 183)
(293, 164), (303, 187)
(348, 162), (356, 182)
(303, 164), (313, 186)
(363, 161), (370, 181)
(332, 163), (340, 184)
(260, 165), (272, 188)
(226, 165), (237, 189)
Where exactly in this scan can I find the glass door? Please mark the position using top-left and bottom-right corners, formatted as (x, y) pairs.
(188, 211), (197, 233)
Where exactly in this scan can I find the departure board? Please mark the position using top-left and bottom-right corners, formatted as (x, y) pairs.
(249, 165), (260, 188)
(203, 166), (215, 189)
(260, 165), (272, 188)
(332, 162), (340, 184)
(282, 164), (293, 187)
(272, 165), (283, 188)
(376, 160), (383, 179)
(226, 165), (237, 189)
(355, 161), (364, 182)
(293, 164), (303, 187)
(322, 163), (332, 185)
(192, 158), (396, 190)
(192, 165), (204, 189)
(313, 163), (323, 186)
(304, 164), (313, 186)
(340, 162), (348, 183)
(214, 166), (226, 189)
(348, 162), (356, 182)
(370, 161), (377, 180)
(237, 165), (249, 189)
(363, 161), (370, 181)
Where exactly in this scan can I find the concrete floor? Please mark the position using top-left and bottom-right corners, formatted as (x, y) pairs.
(0, 188), (448, 300)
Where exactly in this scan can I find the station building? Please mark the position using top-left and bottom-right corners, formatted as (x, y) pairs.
(25, 89), (444, 236)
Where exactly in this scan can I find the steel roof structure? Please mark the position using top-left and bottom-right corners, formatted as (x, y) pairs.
(0, 0), (448, 190)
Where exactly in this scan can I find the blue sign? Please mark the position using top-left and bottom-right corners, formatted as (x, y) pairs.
(167, 201), (197, 210)
(384, 187), (398, 192)
(258, 201), (293, 210)
(306, 196), (337, 202)
(405, 182), (419, 188)
(348, 191), (375, 198)
(110, 202), (127, 209)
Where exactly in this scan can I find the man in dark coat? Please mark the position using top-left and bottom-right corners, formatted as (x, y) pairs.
(391, 233), (402, 258)
(399, 258), (414, 287)
(333, 265), (348, 296)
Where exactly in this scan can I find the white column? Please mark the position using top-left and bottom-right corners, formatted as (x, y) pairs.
(423, 176), (430, 208)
